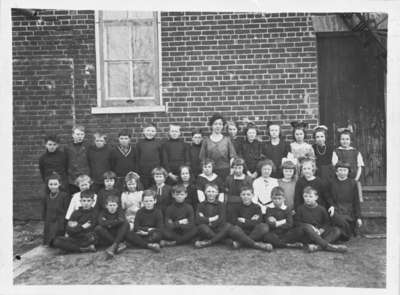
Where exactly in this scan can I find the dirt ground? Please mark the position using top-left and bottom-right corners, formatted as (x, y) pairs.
(13, 221), (386, 287)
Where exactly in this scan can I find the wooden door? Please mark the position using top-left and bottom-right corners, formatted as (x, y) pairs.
(317, 32), (386, 186)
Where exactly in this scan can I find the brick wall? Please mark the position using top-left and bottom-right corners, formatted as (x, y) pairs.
(13, 10), (320, 219)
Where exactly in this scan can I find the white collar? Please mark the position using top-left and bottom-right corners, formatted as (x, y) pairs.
(233, 174), (246, 180)
(337, 146), (355, 150)
(267, 203), (287, 210)
(200, 173), (217, 181)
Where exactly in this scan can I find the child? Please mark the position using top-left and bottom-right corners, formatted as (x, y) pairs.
(225, 158), (253, 223)
(312, 125), (334, 182)
(110, 129), (136, 191)
(294, 186), (347, 253)
(94, 195), (129, 257)
(196, 159), (225, 203)
(64, 125), (90, 195)
(87, 132), (112, 193)
(332, 129), (364, 202)
(195, 184), (231, 248)
(288, 121), (315, 166)
(263, 187), (304, 249)
(65, 175), (97, 220)
(53, 190), (98, 253)
(96, 171), (120, 211)
(228, 186), (272, 251)
(121, 171), (143, 230)
(252, 159), (279, 214)
(177, 165), (200, 212)
(278, 160), (297, 211)
(160, 185), (198, 247)
(150, 167), (173, 213)
(38, 134), (68, 192)
(125, 190), (163, 252)
(330, 162), (362, 240)
(226, 120), (242, 154)
(189, 129), (204, 179)
(262, 122), (290, 178)
(238, 122), (264, 178)
(135, 123), (162, 189)
(42, 172), (69, 246)
(293, 158), (333, 212)
(162, 124), (190, 185)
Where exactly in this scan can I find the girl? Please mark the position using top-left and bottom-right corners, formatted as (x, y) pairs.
(293, 158), (333, 212)
(312, 125), (334, 182)
(121, 171), (144, 230)
(252, 159), (279, 215)
(196, 158), (225, 203)
(332, 129), (364, 202)
(226, 120), (242, 154)
(330, 162), (362, 240)
(278, 160), (297, 211)
(238, 122), (264, 179)
(199, 113), (237, 181)
(178, 165), (200, 212)
(65, 174), (97, 220)
(263, 121), (290, 178)
(225, 158), (253, 222)
(289, 121), (315, 166)
(42, 172), (69, 246)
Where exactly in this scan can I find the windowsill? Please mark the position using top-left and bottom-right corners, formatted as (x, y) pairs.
(91, 105), (166, 114)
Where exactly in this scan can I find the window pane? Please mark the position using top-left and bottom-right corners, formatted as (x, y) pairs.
(127, 11), (154, 19)
(105, 25), (130, 59)
(132, 24), (154, 60)
(102, 11), (128, 20)
(133, 62), (154, 97)
(107, 62), (130, 97)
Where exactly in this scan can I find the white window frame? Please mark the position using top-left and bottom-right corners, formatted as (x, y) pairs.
(92, 11), (165, 114)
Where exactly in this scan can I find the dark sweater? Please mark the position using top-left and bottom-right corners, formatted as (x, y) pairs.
(134, 207), (163, 232)
(238, 139), (264, 173)
(196, 200), (226, 228)
(312, 144), (334, 166)
(135, 138), (162, 176)
(331, 177), (361, 219)
(181, 182), (199, 212)
(164, 201), (195, 230)
(38, 149), (68, 182)
(161, 138), (190, 175)
(65, 142), (90, 184)
(265, 204), (293, 234)
(230, 202), (262, 231)
(196, 174), (225, 193)
(96, 188), (121, 211)
(294, 176), (333, 209)
(97, 209), (126, 229)
(189, 143), (202, 178)
(87, 145), (112, 184)
(225, 175), (253, 203)
(66, 207), (97, 236)
(150, 184), (173, 213)
(110, 144), (136, 178)
(262, 140), (290, 178)
(294, 204), (330, 229)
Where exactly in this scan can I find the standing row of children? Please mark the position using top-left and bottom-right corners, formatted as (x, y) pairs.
(40, 114), (364, 257)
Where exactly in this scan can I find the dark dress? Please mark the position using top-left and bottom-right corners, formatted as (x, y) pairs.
(189, 143), (202, 179)
(238, 139), (264, 174)
(312, 143), (334, 182)
(263, 140), (290, 178)
(294, 176), (333, 210)
(135, 138), (163, 188)
(42, 191), (68, 245)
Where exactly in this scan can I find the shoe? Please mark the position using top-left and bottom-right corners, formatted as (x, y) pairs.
(195, 240), (210, 248)
(116, 242), (127, 254)
(286, 242), (304, 249)
(147, 243), (161, 252)
(254, 242), (273, 252)
(307, 244), (320, 253)
(160, 240), (176, 247)
(326, 244), (348, 253)
(232, 241), (241, 249)
(105, 244), (117, 256)
(80, 244), (96, 253)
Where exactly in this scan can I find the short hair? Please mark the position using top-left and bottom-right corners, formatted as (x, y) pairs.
(46, 172), (61, 184)
(335, 161), (352, 173)
(151, 167), (168, 178)
(105, 195), (119, 205)
(93, 132), (107, 141)
(208, 113), (226, 127)
(231, 157), (247, 172)
(313, 127), (327, 139)
(172, 184), (187, 195)
(118, 129), (132, 138)
(292, 126), (307, 140)
(204, 183), (219, 193)
(44, 134), (60, 144)
(300, 158), (316, 173)
(169, 124), (181, 130)
(257, 159), (276, 173)
(142, 122), (157, 130)
(303, 186), (318, 196)
(266, 122), (281, 137)
(240, 185), (253, 194)
(103, 171), (117, 180)
(271, 186), (285, 198)
(281, 160), (297, 177)
(80, 189), (95, 200)
(191, 128), (204, 137)
(72, 125), (85, 133)
(339, 130), (352, 141)
(74, 174), (92, 186)
(202, 158), (215, 168)
(125, 171), (140, 183)
(226, 120), (239, 133)
(244, 122), (258, 136)
(142, 189), (156, 200)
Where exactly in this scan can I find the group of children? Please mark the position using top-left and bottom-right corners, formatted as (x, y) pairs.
(39, 117), (364, 257)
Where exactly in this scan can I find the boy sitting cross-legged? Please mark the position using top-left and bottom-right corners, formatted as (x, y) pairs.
(160, 184), (198, 247)
(228, 186), (273, 251)
(53, 190), (98, 253)
(194, 184), (231, 248)
(94, 195), (129, 258)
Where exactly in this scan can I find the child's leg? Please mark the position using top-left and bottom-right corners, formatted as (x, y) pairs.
(197, 224), (216, 240)
(249, 223), (270, 242)
(94, 225), (115, 246)
(263, 232), (287, 248)
(148, 230), (163, 243)
(124, 231), (150, 249)
(301, 224), (329, 249)
(209, 223), (231, 244)
(228, 225), (257, 248)
(113, 222), (130, 245)
(53, 236), (81, 253)
(321, 226), (342, 244)
(175, 227), (198, 245)
(161, 228), (181, 242)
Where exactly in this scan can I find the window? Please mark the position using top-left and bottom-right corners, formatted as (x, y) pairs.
(92, 11), (164, 114)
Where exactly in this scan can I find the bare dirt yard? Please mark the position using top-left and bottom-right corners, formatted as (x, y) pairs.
(13, 221), (386, 287)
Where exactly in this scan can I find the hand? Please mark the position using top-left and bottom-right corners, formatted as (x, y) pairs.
(179, 218), (189, 225)
(267, 216), (277, 223)
(237, 217), (246, 223)
(147, 227), (155, 231)
(137, 230), (148, 236)
(167, 219), (174, 225)
(209, 215), (219, 222)
(169, 173), (178, 181)
(328, 206), (335, 217)
(318, 228), (325, 235)
(129, 222), (134, 231)
(251, 214), (260, 221)
(251, 172), (258, 178)
(67, 221), (78, 227)
(199, 212), (205, 218)
(356, 218), (363, 227)
(81, 221), (91, 229)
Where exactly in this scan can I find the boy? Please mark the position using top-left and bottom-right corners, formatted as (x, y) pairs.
(189, 129), (203, 178)
(150, 167), (173, 214)
(53, 190), (98, 253)
(124, 190), (163, 252)
(65, 175), (97, 220)
(135, 123), (162, 189)
(65, 125), (90, 195)
(96, 171), (120, 211)
(228, 186), (272, 251)
(110, 129), (136, 191)
(160, 185), (198, 247)
(94, 195), (129, 257)
(38, 134), (68, 192)
(294, 186), (347, 252)
(195, 184), (231, 248)
(263, 187), (304, 249)
(161, 124), (190, 185)
(87, 132), (112, 193)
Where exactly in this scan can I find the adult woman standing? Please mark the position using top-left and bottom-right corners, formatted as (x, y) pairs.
(199, 113), (237, 180)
